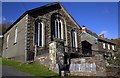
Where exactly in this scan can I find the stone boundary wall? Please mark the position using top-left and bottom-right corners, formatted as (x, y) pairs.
(70, 55), (106, 76)
(106, 66), (120, 77)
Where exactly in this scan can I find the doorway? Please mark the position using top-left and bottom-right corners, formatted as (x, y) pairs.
(81, 40), (92, 55)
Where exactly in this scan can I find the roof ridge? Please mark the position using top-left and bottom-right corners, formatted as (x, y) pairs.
(3, 2), (61, 35)
(27, 2), (61, 13)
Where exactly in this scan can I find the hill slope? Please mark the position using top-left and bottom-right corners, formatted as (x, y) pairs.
(2, 58), (58, 77)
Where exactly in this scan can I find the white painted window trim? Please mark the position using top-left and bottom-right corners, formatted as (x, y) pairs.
(64, 21), (68, 52)
(103, 43), (106, 49)
(75, 31), (78, 48)
(7, 34), (9, 48)
(112, 45), (115, 50)
(41, 22), (45, 47)
(57, 19), (60, 39)
(60, 20), (63, 39)
(72, 31), (75, 47)
(108, 44), (110, 50)
(38, 23), (40, 46)
(55, 19), (58, 38)
(14, 27), (18, 43)
(37, 22), (45, 47)
(54, 19), (63, 39)
(72, 31), (77, 48)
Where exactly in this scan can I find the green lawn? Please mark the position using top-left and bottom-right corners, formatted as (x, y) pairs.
(2, 58), (58, 77)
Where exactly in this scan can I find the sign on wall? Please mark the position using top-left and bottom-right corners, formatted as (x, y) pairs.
(70, 63), (96, 72)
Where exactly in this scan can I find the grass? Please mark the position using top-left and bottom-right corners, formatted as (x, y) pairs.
(2, 58), (58, 77)
(0, 58), (2, 65)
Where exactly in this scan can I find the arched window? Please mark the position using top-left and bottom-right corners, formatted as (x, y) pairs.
(103, 43), (106, 49)
(108, 44), (110, 50)
(14, 27), (17, 43)
(54, 19), (63, 39)
(71, 30), (77, 48)
(7, 34), (9, 48)
(34, 20), (45, 47)
(112, 45), (115, 50)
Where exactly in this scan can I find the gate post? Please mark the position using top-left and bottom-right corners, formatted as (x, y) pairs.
(49, 41), (65, 76)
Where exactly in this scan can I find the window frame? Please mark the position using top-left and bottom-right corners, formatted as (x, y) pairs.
(103, 43), (106, 49)
(112, 45), (115, 50)
(34, 20), (45, 47)
(14, 27), (18, 44)
(108, 44), (110, 50)
(71, 30), (78, 48)
(54, 18), (63, 39)
(6, 34), (9, 48)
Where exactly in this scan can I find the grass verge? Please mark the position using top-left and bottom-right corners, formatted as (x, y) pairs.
(2, 58), (58, 77)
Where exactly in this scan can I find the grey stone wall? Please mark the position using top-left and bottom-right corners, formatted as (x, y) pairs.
(70, 54), (106, 76)
(27, 4), (107, 76)
(2, 15), (28, 62)
(0, 24), (2, 56)
(27, 7), (81, 60)
(35, 41), (65, 73)
(106, 66), (120, 77)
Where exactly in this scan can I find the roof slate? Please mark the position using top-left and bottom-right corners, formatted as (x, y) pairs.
(87, 29), (116, 45)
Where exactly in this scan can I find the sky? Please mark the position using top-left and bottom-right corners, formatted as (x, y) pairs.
(2, 2), (118, 39)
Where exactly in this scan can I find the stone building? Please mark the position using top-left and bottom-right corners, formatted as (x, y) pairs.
(2, 2), (116, 76)
(0, 24), (3, 57)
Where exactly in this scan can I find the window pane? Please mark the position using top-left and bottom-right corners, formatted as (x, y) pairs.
(103, 43), (106, 49)
(55, 20), (59, 38)
(7, 34), (9, 48)
(15, 28), (17, 43)
(35, 22), (38, 45)
(108, 44), (110, 50)
(39, 23), (42, 46)
(72, 31), (76, 47)
(112, 45), (115, 50)
(59, 20), (61, 39)
(35, 21), (44, 47)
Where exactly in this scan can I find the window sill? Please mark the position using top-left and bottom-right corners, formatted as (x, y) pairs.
(53, 38), (64, 43)
(34, 45), (45, 48)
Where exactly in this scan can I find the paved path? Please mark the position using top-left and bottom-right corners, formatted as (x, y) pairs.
(2, 66), (36, 78)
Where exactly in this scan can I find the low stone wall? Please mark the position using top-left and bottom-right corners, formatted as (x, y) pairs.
(106, 66), (120, 77)
(35, 41), (107, 76)
(70, 54), (106, 76)
(35, 53), (51, 68)
(35, 53), (60, 74)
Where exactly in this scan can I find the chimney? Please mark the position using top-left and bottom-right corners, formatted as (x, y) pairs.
(82, 26), (87, 32)
(99, 34), (104, 38)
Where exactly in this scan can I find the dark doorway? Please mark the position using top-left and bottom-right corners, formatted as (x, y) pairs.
(81, 40), (92, 55)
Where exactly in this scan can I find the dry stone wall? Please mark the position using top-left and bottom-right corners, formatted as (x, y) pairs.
(69, 55), (106, 76)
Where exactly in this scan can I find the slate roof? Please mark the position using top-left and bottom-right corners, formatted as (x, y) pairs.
(3, 2), (116, 45)
(87, 29), (116, 45)
(3, 2), (60, 34)
(3, 2), (81, 35)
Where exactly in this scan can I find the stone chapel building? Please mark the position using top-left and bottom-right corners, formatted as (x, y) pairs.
(2, 2), (116, 76)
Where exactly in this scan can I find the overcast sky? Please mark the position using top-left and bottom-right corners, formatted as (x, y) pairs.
(2, 2), (118, 39)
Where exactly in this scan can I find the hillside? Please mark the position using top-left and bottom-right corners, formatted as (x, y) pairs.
(111, 38), (120, 48)
(2, 58), (58, 77)
(0, 22), (13, 34)
(109, 38), (120, 66)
